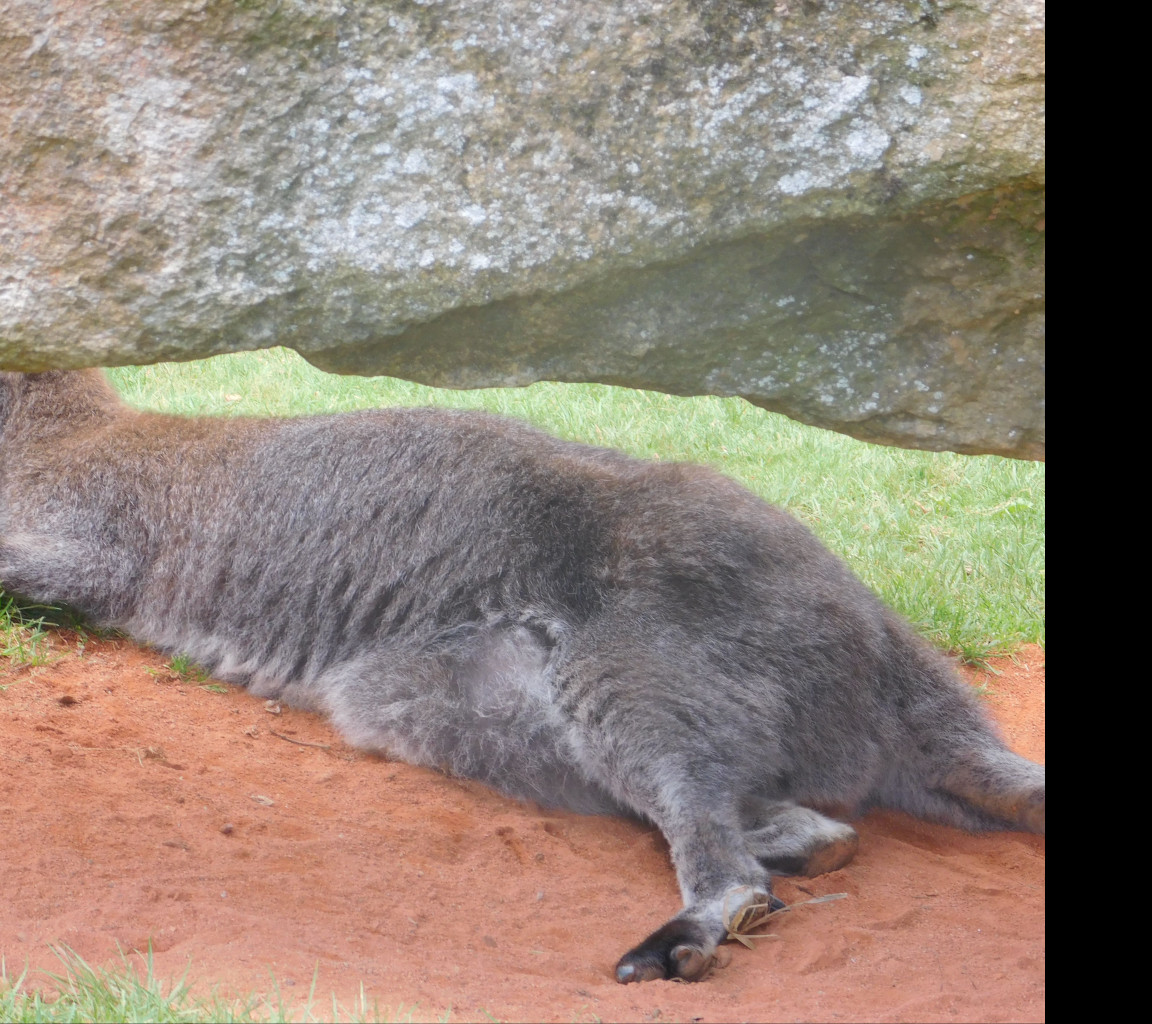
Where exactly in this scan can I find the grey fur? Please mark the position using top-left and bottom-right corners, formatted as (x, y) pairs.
(0, 369), (1044, 983)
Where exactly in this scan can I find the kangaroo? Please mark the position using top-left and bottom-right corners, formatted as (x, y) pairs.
(0, 369), (1044, 983)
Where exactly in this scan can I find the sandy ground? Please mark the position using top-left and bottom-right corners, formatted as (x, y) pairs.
(0, 634), (1044, 1022)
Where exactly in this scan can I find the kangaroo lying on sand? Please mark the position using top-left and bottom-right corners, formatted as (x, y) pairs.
(0, 369), (1044, 983)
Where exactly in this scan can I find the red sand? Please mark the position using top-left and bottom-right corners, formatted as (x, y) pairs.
(0, 633), (1044, 1022)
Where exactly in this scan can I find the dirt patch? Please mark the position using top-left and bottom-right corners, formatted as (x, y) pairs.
(0, 635), (1044, 1022)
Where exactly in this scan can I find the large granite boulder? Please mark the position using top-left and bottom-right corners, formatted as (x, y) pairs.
(0, 0), (1044, 458)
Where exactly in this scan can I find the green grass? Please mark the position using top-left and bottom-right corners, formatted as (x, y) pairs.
(0, 595), (70, 670)
(0, 948), (427, 1023)
(106, 348), (1044, 660)
(0, 597), (48, 668)
(0, 592), (113, 676)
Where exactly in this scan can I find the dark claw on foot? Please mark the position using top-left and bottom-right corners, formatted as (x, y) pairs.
(615, 919), (715, 983)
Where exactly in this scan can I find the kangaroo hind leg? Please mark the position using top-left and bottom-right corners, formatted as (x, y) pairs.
(742, 799), (860, 877)
(613, 803), (779, 984)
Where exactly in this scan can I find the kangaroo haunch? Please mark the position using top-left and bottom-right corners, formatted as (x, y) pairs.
(0, 370), (1045, 983)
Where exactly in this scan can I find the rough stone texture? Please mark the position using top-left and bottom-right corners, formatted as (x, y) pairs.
(0, 0), (1044, 458)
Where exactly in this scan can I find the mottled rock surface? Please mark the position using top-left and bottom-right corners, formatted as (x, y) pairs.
(0, 0), (1044, 457)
